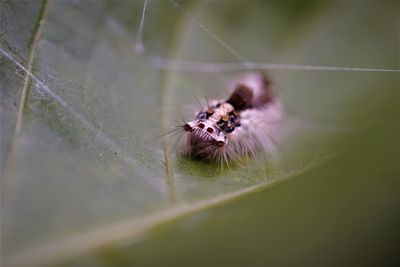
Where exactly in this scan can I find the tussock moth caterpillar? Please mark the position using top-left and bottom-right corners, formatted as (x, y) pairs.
(174, 73), (282, 166)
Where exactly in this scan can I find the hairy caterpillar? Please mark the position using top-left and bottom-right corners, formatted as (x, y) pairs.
(174, 73), (283, 166)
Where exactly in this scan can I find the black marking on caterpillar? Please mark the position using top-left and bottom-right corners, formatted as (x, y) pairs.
(175, 73), (282, 166)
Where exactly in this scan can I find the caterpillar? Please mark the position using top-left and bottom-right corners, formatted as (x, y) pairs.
(174, 73), (283, 166)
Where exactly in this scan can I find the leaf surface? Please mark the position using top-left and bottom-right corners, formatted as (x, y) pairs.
(1, 1), (398, 266)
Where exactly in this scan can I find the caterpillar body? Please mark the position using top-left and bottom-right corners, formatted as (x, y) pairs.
(175, 73), (283, 166)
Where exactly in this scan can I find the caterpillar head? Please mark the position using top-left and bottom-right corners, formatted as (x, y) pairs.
(181, 102), (243, 159)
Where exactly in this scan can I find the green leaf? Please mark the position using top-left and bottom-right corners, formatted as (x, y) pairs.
(1, 1), (398, 267)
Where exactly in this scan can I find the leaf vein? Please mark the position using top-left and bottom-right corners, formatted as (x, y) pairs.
(1, 0), (51, 199)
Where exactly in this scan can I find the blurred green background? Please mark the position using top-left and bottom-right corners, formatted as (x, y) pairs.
(1, 0), (398, 266)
